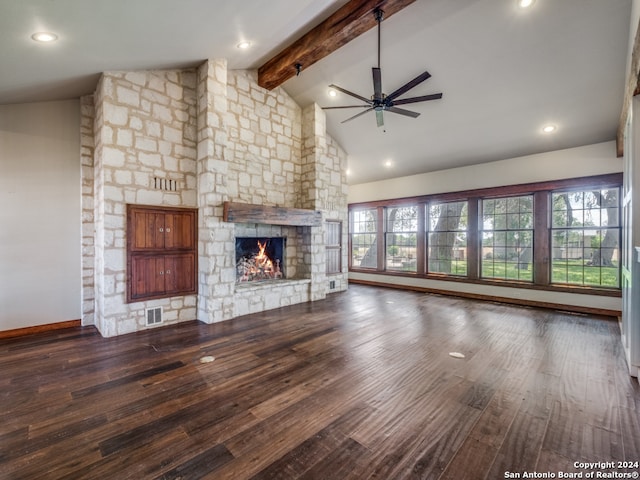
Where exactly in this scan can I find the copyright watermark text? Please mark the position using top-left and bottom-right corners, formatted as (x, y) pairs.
(504, 461), (639, 479)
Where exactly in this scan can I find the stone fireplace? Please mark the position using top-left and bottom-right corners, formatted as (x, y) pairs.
(83, 59), (349, 337)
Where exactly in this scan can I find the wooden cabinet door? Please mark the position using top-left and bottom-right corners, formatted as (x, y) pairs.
(164, 253), (196, 295)
(127, 205), (197, 303)
(131, 209), (165, 250)
(164, 212), (195, 249)
(130, 256), (166, 300)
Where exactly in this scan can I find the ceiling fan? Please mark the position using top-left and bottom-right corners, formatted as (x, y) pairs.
(323, 8), (442, 128)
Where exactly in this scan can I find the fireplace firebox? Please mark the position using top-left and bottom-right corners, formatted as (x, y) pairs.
(235, 237), (286, 283)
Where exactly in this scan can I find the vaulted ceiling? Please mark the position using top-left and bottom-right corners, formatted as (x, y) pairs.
(0, 0), (632, 184)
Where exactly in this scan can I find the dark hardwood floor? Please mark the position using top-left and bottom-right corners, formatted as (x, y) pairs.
(1, 285), (639, 480)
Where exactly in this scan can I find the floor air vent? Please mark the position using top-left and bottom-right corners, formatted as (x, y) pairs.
(146, 307), (163, 326)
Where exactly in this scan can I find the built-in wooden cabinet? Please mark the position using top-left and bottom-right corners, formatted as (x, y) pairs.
(127, 205), (197, 303)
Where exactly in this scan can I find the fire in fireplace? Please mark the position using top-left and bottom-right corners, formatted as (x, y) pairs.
(235, 237), (286, 283)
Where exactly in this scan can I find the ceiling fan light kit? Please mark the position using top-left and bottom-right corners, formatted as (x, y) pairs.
(323, 8), (442, 127)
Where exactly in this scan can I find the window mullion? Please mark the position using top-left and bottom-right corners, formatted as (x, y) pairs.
(534, 191), (550, 285)
(467, 198), (479, 280)
(377, 207), (385, 272)
(417, 203), (426, 275)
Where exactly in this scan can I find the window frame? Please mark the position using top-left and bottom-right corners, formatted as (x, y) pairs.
(348, 173), (622, 297)
(385, 205), (419, 273)
(349, 208), (381, 270)
(427, 200), (469, 276)
(479, 194), (535, 283)
(549, 187), (621, 288)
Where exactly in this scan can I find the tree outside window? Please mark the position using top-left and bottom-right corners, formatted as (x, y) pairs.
(428, 201), (468, 275)
(351, 209), (378, 268)
(347, 174), (622, 295)
(386, 206), (418, 272)
(551, 188), (620, 287)
(481, 196), (534, 281)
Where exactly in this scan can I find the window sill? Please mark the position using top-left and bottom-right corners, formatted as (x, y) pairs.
(348, 268), (621, 297)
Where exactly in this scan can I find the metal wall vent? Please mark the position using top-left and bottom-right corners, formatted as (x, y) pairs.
(153, 176), (179, 191)
(146, 307), (163, 326)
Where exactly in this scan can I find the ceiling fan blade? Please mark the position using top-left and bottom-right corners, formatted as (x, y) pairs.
(322, 105), (371, 109)
(376, 110), (384, 127)
(372, 68), (382, 101)
(391, 93), (443, 106)
(386, 106), (420, 118)
(386, 71), (432, 101)
(341, 107), (374, 124)
(329, 84), (372, 104)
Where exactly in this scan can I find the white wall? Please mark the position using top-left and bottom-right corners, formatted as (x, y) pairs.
(348, 141), (623, 313)
(0, 100), (81, 331)
(349, 141), (621, 203)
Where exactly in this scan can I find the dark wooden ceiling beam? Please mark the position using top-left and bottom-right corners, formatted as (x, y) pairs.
(617, 17), (640, 157)
(257, 0), (416, 91)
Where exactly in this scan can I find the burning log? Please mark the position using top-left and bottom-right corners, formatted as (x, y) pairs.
(236, 240), (283, 283)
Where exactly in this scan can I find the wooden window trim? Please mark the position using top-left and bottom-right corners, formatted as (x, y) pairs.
(348, 173), (623, 297)
(426, 199), (470, 277)
(349, 207), (379, 271)
(479, 194), (534, 283)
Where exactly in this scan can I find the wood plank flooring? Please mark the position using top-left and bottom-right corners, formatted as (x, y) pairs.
(1, 285), (639, 479)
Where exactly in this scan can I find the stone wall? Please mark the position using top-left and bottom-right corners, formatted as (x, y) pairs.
(80, 95), (95, 326)
(301, 103), (349, 298)
(92, 69), (199, 336)
(325, 133), (349, 293)
(226, 70), (302, 206)
(86, 59), (348, 336)
(93, 76), (106, 334)
(196, 59), (235, 324)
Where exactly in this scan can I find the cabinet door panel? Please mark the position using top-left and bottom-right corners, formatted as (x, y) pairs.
(131, 256), (165, 299)
(132, 210), (165, 250)
(165, 212), (195, 249)
(165, 253), (196, 295)
(127, 205), (197, 302)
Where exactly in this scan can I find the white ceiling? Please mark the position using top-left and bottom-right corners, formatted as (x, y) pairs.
(0, 0), (632, 185)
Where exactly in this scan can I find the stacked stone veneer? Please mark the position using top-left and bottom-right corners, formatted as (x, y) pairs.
(86, 59), (348, 337)
(80, 95), (96, 326)
(91, 69), (199, 337)
(325, 133), (349, 293)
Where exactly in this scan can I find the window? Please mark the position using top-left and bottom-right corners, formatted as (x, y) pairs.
(326, 220), (342, 275)
(351, 209), (378, 269)
(348, 173), (622, 296)
(550, 188), (620, 287)
(481, 195), (533, 281)
(428, 201), (468, 275)
(385, 206), (418, 272)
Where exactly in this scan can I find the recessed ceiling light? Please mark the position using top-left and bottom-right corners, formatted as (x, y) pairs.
(31, 32), (58, 43)
(518, 0), (535, 8)
(328, 89), (337, 97)
(237, 41), (251, 50)
(346, 168), (351, 175)
(542, 124), (556, 133)
(384, 160), (393, 168)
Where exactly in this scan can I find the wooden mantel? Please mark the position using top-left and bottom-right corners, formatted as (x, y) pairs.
(223, 202), (322, 227)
